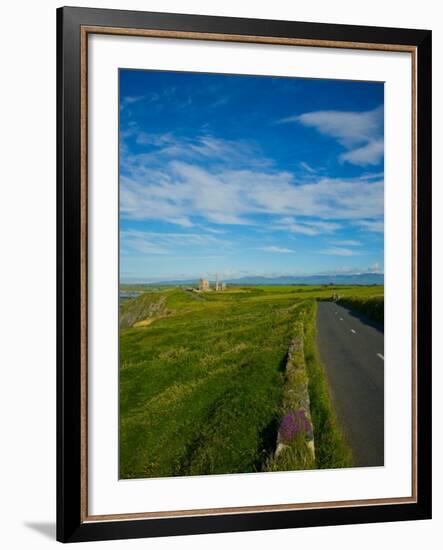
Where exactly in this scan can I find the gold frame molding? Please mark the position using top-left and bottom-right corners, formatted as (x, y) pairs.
(79, 26), (418, 523)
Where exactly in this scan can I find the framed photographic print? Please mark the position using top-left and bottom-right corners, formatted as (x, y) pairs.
(57, 6), (432, 543)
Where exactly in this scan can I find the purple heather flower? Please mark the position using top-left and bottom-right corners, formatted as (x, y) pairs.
(279, 410), (313, 443)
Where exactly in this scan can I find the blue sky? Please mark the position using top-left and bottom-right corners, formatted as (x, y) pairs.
(119, 69), (384, 283)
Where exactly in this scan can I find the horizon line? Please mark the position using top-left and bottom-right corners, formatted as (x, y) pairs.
(120, 272), (384, 284)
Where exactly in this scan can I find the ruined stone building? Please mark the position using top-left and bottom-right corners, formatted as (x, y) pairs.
(198, 278), (210, 291)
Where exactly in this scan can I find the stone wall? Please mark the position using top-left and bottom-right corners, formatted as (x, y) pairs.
(275, 322), (315, 462)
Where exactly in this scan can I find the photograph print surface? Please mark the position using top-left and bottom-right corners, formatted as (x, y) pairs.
(118, 69), (384, 480)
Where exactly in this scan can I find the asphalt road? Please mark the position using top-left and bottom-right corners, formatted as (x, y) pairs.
(316, 301), (384, 467)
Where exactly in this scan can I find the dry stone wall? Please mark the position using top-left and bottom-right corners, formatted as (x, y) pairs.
(275, 322), (315, 460)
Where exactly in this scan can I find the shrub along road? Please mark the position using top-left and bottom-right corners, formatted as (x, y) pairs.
(316, 301), (384, 467)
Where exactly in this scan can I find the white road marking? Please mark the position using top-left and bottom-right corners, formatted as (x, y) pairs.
(377, 353), (384, 360)
(350, 329), (356, 334)
(339, 318), (343, 321)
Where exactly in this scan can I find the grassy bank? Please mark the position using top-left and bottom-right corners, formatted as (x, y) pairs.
(337, 295), (384, 325)
(303, 301), (353, 468)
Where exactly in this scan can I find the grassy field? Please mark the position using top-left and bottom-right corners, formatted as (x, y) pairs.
(119, 284), (383, 479)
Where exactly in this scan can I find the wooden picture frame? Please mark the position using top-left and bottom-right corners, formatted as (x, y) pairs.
(57, 6), (432, 543)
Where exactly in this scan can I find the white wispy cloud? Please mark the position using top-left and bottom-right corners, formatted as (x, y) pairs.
(320, 247), (359, 256)
(121, 229), (230, 256)
(121, 95), (144, 106)
(135, 132), (176, 147)
(274, 217), (341, 236)
(340, 139), (384, 166)
(120, 165), (383, 228)
(211, 96), (229, 108)
(280, 105), (384, 166)
(120, 232), (169, 255)
(332, 239), (361, 246)
(261, 246), (296, 254)
(283, 106), (383, 146)
(120, 131), (383, 234)
(120, 93), (160, 111)
(126, 132), (270, 169)
(357, 219), (384, 233)
(299, 161), (317, 174)
(204, 226), (228, 235)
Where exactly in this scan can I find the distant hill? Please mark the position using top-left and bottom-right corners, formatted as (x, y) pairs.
(224, 273), (384, 286)
(127, 272), (384, 287)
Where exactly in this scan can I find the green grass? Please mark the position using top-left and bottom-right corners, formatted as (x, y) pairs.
(120, 289), (307, 478)
(265, 433), (316, 472)
(337, 295), (384, 325)
(120, 285), (381, 478)
(249, 284), (383, 299)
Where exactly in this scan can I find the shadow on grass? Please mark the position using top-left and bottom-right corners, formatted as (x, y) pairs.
(337, 303), (384, 333)
(278, 351), (288, 373)
(256, 415), (280, 471)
